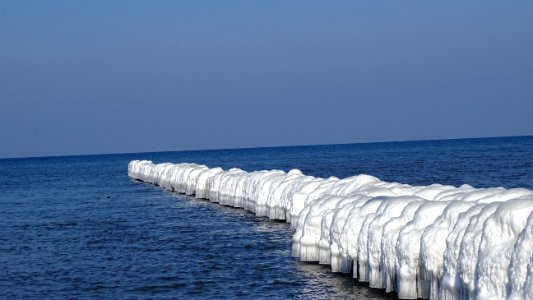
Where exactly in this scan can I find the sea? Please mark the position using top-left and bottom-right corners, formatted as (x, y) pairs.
(1, 136), (532, 299)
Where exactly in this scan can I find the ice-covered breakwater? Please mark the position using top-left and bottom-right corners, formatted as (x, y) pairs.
(128, 160), (533, 300)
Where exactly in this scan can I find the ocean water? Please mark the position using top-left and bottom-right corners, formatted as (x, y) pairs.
(1, 136), (532, 299)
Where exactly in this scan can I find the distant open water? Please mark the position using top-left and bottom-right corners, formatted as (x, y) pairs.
(1, 136), (532, 299)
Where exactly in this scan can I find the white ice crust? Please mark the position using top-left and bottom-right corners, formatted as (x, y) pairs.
(128, 160), (533, 299)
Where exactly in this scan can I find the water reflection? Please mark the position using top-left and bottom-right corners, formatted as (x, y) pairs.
(185, 193), (396, 299)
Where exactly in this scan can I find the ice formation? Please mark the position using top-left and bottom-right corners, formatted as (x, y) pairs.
(128, 160), (533, 299)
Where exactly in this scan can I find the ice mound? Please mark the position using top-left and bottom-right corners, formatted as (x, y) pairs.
(509, 211), (533, 299)
(128, 160), (533, 299)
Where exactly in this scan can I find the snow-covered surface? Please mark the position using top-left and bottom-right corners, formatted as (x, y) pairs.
(128, 160), (533, 299)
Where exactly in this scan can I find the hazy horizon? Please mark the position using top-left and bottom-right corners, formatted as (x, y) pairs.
(2, 1), (533, 158)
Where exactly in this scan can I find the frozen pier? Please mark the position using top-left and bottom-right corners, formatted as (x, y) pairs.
(129, 160), (533, 299)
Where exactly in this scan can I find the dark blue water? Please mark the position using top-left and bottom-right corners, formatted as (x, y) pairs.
(1, 136), (532, 299)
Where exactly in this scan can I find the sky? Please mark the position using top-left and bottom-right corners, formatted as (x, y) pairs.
(1, 1), (532, 158)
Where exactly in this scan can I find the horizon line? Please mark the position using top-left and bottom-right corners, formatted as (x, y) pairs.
(1, 134), (532, 161)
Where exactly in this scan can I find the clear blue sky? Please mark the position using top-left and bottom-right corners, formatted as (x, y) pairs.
(1, 1), (532, 158)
